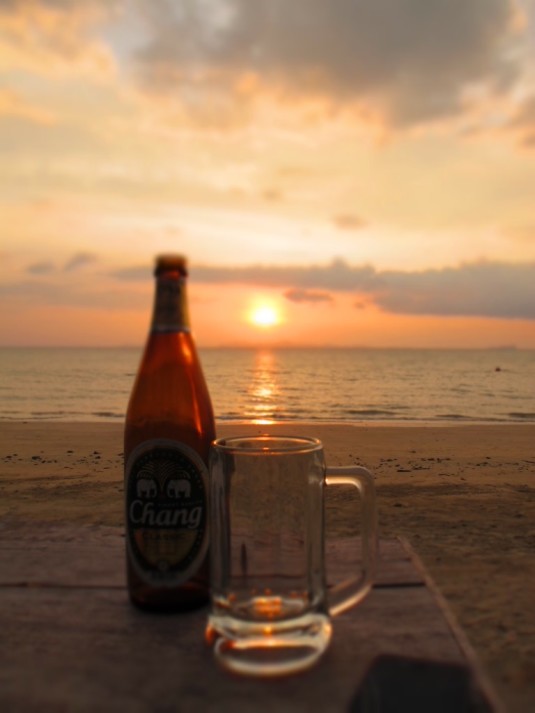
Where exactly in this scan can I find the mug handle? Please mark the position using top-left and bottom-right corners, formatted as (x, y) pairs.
(325, 466), (378, 617)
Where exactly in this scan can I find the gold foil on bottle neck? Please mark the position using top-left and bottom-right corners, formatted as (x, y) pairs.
(154, 254), (188, 278)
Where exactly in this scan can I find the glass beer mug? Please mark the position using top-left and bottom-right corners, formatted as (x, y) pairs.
(206, 435), (378, 676)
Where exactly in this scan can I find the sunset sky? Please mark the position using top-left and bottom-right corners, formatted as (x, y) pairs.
(1, 0), (535, 348)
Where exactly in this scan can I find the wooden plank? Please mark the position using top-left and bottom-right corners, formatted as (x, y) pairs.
(398, 536), (505, 713)
(0, 521), (126, 588)
(327, 537), (425, 588)
(0, 522), (502, 712)
(0, 583), (469, 713)
(0, 521), (422, 588)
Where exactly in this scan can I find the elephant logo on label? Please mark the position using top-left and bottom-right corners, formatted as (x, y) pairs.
(167, 477), (191, 499)
(136, 476), (158, 498)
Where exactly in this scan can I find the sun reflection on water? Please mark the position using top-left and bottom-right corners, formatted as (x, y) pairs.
(249, 351), (279, 424)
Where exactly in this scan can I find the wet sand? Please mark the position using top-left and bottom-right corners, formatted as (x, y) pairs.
(0, 421), (533, 712)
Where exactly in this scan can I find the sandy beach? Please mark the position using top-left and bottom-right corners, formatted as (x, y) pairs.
(0, 421), (533, 712)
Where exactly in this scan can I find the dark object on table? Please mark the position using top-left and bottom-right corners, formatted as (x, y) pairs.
(348, 655), (495, 713)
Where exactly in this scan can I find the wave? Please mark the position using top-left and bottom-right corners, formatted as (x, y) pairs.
(91, 411), (124, 419)
(345, 409), (400, 418)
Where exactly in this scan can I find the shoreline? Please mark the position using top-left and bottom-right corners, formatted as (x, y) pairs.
(1, 418), (534, 426)
(1, 421), (534, 712)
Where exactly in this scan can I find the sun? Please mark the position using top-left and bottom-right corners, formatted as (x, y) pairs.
(248, 303), (280, 329)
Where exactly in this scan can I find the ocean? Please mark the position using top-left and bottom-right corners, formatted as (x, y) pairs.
(0, 347), (534, 424)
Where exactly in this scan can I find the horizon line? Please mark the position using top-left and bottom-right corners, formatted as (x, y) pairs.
(0, 343), (526, 351)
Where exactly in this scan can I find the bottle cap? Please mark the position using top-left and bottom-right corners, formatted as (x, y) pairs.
(154, 254), (188, 277)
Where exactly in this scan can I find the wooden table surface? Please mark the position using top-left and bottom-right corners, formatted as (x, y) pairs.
(0, 520), (502, 712)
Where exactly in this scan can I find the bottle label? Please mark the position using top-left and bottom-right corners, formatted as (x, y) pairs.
(151, 279), (190, 333)
(125, 439), (208, 587)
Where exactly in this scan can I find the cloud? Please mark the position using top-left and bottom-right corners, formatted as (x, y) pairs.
(505, 224), (535, 244)
(262, 188), (283, 202)
(333, 213), (367, 230)
(0, 0), (117, 78)
(0, 115), (103, 157)
(0, 277), (146, 310)
(284, 288), (333, 304)
(23, 253), (98, 276)
(1, 1), (526, 135)
(130, 0), (521, 128)
(379, 261), (535, 319)
(8, 255), (535, 320)
(63, 252), (98, 272)
(112, 265), (148, 281)
(509, 93), (535, 147)
(114, 258), (378, 291)
(27, 261), (55, 275)
(0, 89), (56, 124)
(112, 257), (535, 320)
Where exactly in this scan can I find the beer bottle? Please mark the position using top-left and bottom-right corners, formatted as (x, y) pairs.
(124, 255), (215, 610)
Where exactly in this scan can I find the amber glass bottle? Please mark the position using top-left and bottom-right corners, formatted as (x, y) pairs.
(124, 255), (215, 611)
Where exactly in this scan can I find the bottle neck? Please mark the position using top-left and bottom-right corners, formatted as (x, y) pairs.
(150, 274), (191, 333)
